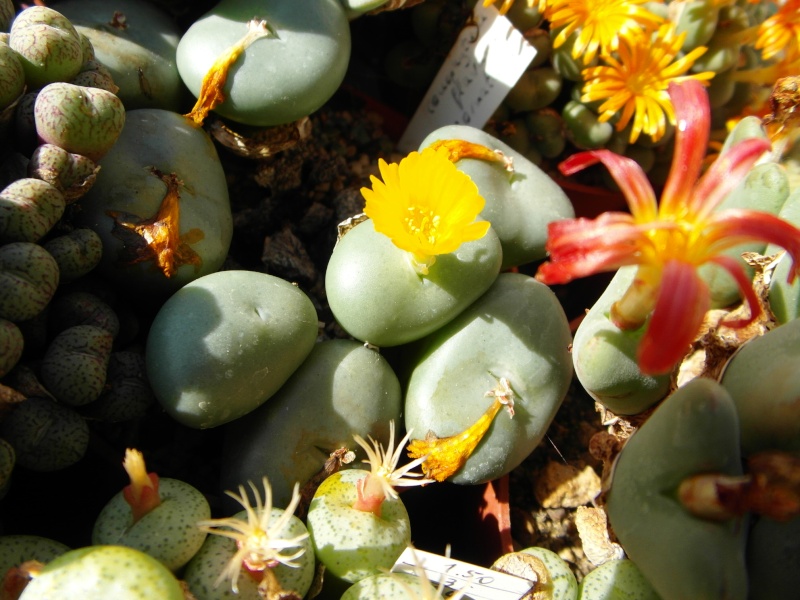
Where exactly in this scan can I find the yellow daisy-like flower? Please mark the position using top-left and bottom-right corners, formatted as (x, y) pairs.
(548, 0), (663, 65)
(580, 23), (714, 144)
(755, 0), (800, 61)
(362, 147), (490, 275)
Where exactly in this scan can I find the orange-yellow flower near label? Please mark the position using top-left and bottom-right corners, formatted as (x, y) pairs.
(361, 146), (491, 275)
(535, 79), (800, 375)
(580, 23), (714, 144)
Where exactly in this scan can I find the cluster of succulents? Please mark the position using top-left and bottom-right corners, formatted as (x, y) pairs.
(1, 0), (799, 599)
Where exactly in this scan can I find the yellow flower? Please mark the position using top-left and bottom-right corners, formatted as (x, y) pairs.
(580, 23), (714, 144)
(548, 0), (663, 64)
(755, 0), (800, 61)
(362, 147), (490, 275)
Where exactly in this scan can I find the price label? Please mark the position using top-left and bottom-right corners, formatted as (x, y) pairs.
(391, 547), (535, 599)
(397, 2), (537, 153)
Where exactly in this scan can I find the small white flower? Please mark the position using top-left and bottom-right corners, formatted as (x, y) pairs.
(353, 420), (435, 503)
(197, 477), (308, 593)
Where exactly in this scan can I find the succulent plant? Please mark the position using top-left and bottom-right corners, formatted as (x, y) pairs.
(605, 377), (747, 600)
(418, 125), (575, 270)
(0, 242), (60, 323)
(48, 291), (119, 338)
(570, 265), (671, 416)
(81, 351), (154, 423)
(492, 546), (578, 600)
(186, 477), (314, 599)
(92, 448), (210, 572)
(577, 558), (660, 600)
(73, 108), (232, 297)
(0, 317), (23, 378)
(145, 269), (318, 429)
(55, 0), (184, 111)
(40, 324), (114, 407)
(719, 316), (800, 455)
(8, 6), (85, 89)
(177, 0), (351, 127)
(0, 0), (13, 33)
(403, 272), (573, 484)
(0, 533), (70, 597)
(306, 422), (432, 584)
(34, 82), (125, 161)
(221, 338), (402, 508)
(0, 41), (25, 111)
(28, 144), (100, 202)
(69, 59), (118, 94)
(0, 438), (14, 500)
(0, 397), (89, 471)
(17, 545), (185, 599)
(41, 229), (103, 283)
(0, 178), (66, 244)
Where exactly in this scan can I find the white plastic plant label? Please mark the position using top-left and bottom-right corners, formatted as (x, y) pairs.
(397, 2), (537, 153)
(392, 546), (535, 599)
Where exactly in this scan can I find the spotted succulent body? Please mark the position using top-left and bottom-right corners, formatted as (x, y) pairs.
(306, 468), (411, 583)
(92, 478), (210, 571)
(184, 507), (314, 600)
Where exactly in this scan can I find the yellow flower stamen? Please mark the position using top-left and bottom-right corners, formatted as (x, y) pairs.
(580, 23), (714, 143)
(407, 377), (515, 482)
(361, 147), (491, 276)
(184, 19), (276, 127)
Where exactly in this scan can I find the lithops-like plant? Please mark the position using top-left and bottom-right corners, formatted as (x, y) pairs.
(82, 351), (154, 423)
(48, 291), (119, 338)
(577, 559), (660, 600)
(8, 6), (85, 89)
(0, 178), (66, 244)
(306, 421), (433, 584)
(28, 144), (100, 202)
(39, 324), (114, 407)
(0, 40), (25, 111)
(73, 108), (232, 297)
(185, 477), (314, 599)
(326, 146), (502, 347)
(605, 377), (747, 600)
(18, 545), (185, 599)
(146, 269), (318, 429)
(0, 397), (89, 471)
(177, 0), (350, 127)
(221, 338), (402, 508)
(492, 546), (578, 600)
(55, 0), (184, 111)
(92, 448), (210, 572)
(34, 82), (125, 161)
(418, 126), (575, 270)
(0, 534), (70, 597)
(41, 229), (103, 283)
(403, 272), (573, 484)
(570, 266), (672, 416)
(0, 318), (23, 378)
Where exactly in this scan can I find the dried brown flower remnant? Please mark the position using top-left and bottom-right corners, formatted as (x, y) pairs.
(107, 167), (203, 278)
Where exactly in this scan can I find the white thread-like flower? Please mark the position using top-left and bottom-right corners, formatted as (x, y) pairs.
(353, 420), (435, 504)
(197, 477), (308, 593)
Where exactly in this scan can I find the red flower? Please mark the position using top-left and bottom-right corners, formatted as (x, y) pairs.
(536, 79), (800, 375)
